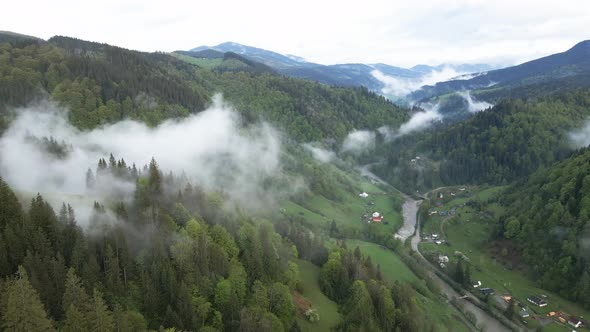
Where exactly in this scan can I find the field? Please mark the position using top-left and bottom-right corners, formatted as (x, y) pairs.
(171, 53), (223, 69)
(294, 259), (341, 331)
(280, 165), (403, 237)
(344, 239), (471, 332)
(344, 239), (418, 283)
(419, 186), (590, 332)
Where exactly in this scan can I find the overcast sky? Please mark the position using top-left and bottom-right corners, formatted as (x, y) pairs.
(3, 0), (589, 67)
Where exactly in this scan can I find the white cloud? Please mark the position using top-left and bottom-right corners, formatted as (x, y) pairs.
(397, 104), (442, 136)
(377, 104), (442, 142)
(341, 130), (376, 155)
(2, 0), (588, 67)
(303, 143), (336, 163)
(372, 67), (468, 98)
(457, 91), (493, 112)
(569, 120), (590, 149)
(0, 96), (286, 224)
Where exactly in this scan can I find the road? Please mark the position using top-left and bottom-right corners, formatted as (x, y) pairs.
(359, 165), (513, 332)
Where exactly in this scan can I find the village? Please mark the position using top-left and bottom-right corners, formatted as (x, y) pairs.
(421, 186), (588, 331)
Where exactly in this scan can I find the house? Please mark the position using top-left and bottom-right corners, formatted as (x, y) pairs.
(435, 240), (442, 245)
(527, 296), (547, 307)
(359, 192), (369, 198)
(438, 255), (449, 263)
(372, 212), (383, 223)
(472, 280), (482, 288)
(519, 308), (530, 319)
(568, 317), (584, 329)
(438, 211), (447, 216)
(439, 262), (446, 268)
(480, 288), (495, 295)
(438, 192), (444, 199)
(431, 234), (439, 239)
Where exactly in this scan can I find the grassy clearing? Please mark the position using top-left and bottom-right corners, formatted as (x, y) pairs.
(420, 186), (589, 332)
(344, 239), (418, 283)
(344, 240), (470, 331)
(294, 259), (341, 331)
(280, 165), (403, 237)
(172, 53), (223, 69)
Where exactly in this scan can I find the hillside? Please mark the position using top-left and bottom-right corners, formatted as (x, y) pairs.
(413, 40), (590, 101)
(191, 42), (492, 92)
(0, 35), (409, 141)
(491, 147), (590, 309)
(375, 89), (590, 191)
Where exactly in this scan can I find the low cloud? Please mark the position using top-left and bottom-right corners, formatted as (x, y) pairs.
(372, 67), (468, 98)
(0, 96), (287, 224)
(378, 104), (442, 142)
(303, 143), (336, 163)
(569, 119), (590, 148)
(341, 130), (376, 155)
(457, 91), (493, 112)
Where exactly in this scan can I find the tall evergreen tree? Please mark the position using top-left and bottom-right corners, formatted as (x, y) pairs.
(0, 266), (54, 331)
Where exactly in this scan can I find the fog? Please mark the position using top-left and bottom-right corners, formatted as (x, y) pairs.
(341, 130), (376, 155)
(457, 91), (493, 112)
(303, 143), (336, 163)
(372, 67), (468, 98)
(377, 104), (442, 142)
(568, 119), (590, 148)
(0, 96), (286, 224)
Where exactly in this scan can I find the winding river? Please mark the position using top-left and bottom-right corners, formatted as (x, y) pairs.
(359, 164), (513, 332)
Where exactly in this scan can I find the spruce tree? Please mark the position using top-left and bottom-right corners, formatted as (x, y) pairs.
(1, 266), (54, 331)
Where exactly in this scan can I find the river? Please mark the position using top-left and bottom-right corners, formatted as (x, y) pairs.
(359, 164), (512, 332)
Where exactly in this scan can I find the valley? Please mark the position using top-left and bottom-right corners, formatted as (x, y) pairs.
(1, 11), (590, 332)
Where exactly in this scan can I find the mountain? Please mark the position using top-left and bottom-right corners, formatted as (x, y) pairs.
(375, 89), (590, 192)
(0, 35), (408, 141)
(192, 41), (305, 68)
(0, 30), (44, 44)
(410, 63), (496, 74)
(412, 40), (590, 101)
(189, 42), (491, 92)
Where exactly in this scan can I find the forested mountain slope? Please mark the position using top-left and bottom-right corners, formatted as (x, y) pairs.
(491, 147), (590, 308)
(376, 89), (590, 191)
(0, 35), (408, 141)
(413, 40), (590, 102)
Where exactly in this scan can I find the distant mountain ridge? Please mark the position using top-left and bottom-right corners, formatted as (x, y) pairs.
(412, 40), (590, 101)
(189, 42), (495, 92)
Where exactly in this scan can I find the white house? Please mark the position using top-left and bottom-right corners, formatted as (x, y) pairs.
(359, 192), (369, 198)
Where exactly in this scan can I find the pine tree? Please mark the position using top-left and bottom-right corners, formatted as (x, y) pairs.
(86, 168), (96, 189)
(0, 176), (23, 229)
(63, 304), (87, 332)
(87, 289), (114, 332)
(1, 266), (54, 331)
(63, 268), (90, 314)
(455, 258), (465, 285)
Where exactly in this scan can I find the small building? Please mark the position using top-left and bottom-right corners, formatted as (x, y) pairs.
(432, 234), (439, 239)
(438, 211), (447, 216)
(435, 240), (442, 245)
(472, 280), (482, 288)
(438, 192), (444, 199)
(359, 192), (369, 198)
(372, 212), (383, 223)
(519, 310), (530, 318)
(480, 288), (495, 296)
(438, 255), (449, 263)
(568, 317), (584, 329)
(527, 296), (547, 307)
